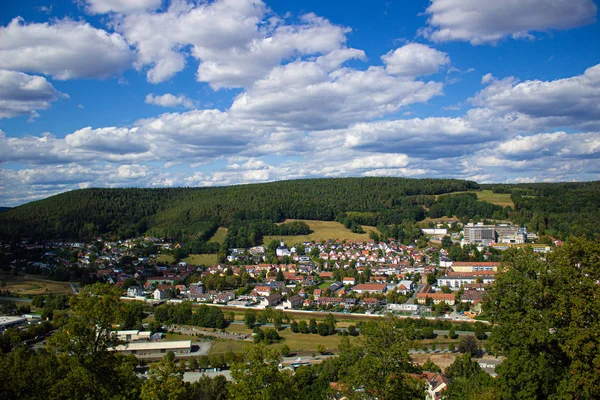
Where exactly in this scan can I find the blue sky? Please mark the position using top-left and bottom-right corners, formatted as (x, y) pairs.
(1, 0), (599, 206)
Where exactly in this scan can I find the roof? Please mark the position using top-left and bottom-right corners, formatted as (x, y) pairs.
(110, 340), (192, 351)
(451, 262), (500, 267)
(417, 293), (455, 300)
(353, 283), (386, 291)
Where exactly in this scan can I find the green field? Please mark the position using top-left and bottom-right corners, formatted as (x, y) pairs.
(437, 190), (514, 208)
(183, 254), (218, 266)
(208, 227), (228, 244)
(318, 281), (333, 289)
(476, 190), (515, 208)
(156, 254), (174, 264)
(210, 324), (351, 354)
(262, 219), (380, 245)
(0, 273), (75, 296)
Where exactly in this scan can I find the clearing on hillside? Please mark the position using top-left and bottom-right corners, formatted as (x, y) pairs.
(208, 227), (228, 244)
(183, 254), (218, 266)
(262, 219), (380, 245)
(476, 190), (514, 208)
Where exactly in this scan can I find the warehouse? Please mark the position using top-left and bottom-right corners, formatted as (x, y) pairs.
(109, 340), (191, 356)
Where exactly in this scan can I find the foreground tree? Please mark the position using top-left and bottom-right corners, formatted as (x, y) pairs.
(486, 239), (600, 399)
(336, 317), (425, 399)
(229, 344), (297, 400)
(140, 352), (188, 400)
(443, 354), (495, 400)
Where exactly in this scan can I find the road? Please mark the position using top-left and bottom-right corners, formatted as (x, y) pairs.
(0, 296), (32, 303)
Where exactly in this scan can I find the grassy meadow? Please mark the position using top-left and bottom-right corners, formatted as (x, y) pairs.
(262, 219), (380, 246)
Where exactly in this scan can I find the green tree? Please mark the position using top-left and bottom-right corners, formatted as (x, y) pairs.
(458, 336), (479, 357)
(337, 317), (425, 399)
(140, 351), (189, 400)
(229, 344), (296, 400)
(486, 239), (600, 399)
(422, 357), (441, 373)
(448, 325), (458, 340)
(443, 354), (495, 400)
(244, 309), (256, 329)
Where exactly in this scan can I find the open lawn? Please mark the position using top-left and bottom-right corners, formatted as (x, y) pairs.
(210, 339), (246, 354)
(215, 323), (353, 354)
(270, 330), (350, 354)
(208, 227), (228, 244)
(318, 281), (333, 289)
(0, 273), (74, 296)
(263, 219), (380, 246)
(183, 254), (218, 266)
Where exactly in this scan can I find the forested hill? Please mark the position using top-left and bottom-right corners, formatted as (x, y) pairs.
(0, 207), (10, 213)
(0, 178), (480, 240)
(0, 178), (598, 242)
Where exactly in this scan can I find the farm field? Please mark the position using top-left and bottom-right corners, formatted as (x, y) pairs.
(0, 273), (74, 296)
(262, 219), (380, 246)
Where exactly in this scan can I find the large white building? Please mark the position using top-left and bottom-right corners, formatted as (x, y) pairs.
(109, 340), (192, 356)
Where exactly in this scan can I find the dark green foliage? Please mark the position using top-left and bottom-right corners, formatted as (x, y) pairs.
(154, 302), (226, 329)
(443, 354), (495, 400)
(0, 177), (477, 240)
(486, 239), (600, 399)
(430, 193), (506, 220)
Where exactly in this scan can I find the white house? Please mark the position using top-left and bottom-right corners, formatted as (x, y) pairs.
(153, 289), (167, 300)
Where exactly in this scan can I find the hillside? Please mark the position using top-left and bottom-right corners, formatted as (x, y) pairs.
(0, 178), (598, 243)
(0, 177), (478, 241)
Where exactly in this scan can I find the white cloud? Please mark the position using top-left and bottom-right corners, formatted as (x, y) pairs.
(0, 17), (133, 79)
(496, 132), (600, 160)
(421, 0), (597, 44)
(117, 164), (149, 179)
(65, 126), (149, 155)
(82, 0), (162, 14)
(469, 64), (600, 131)
(145, 93), (197, 108)
(230, 51), (444, 130)
(0, 70), (66, 119)
(335, 117), (487, 157)
(381, 43), (450, 77)
(113, 0), (352, 87)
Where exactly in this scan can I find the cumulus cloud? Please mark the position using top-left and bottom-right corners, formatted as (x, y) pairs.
(230, 50), (444, 130)
(421, 0), (597, 44)
(335, 117), (488, 158)
(0, 70), (66, 119)
(145, 93), (197, 108)
(469, 64), (600, 131)
(112, 0), (352, 87)
(382, 43), (450, 77)
(82, 0), (162, 14)
(0, 17), (133, 79)
(496, 132), (600, 160)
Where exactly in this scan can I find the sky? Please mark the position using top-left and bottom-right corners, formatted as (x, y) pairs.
(1, 0), (599, 206)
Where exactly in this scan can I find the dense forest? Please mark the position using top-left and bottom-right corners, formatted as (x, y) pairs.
(0, 178), (478, 241)
(0, 178), (599, 244)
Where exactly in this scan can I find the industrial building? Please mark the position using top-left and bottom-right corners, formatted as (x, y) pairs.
(109, 340), (192, 356)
